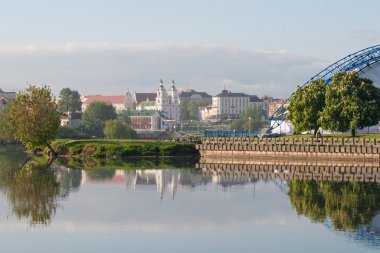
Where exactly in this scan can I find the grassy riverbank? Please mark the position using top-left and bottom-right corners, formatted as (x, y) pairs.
(52, 139), (198, 158)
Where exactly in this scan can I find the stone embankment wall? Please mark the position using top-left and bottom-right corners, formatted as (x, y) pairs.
(196, 137), (380, 160)
(197, 161), (380, 183)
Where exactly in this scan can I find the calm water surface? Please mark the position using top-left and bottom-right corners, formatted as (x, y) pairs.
(0, 147), (379, 253)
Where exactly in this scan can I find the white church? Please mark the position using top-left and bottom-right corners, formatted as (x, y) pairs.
(155, 79), (180, 122)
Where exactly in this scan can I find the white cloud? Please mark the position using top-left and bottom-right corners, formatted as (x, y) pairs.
(0, 43), (326, 97)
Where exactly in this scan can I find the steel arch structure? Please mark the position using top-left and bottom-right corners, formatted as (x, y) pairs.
(268, 44), (380, 133)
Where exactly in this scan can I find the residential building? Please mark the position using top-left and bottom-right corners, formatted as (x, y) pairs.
(266, 97), (288, 117)
(155, 79), (180, 122)
(60, 112), (83, 128)
(0, 89), (16, 110)
(0, 89), (16, 100)
(128, 110), (162, 133)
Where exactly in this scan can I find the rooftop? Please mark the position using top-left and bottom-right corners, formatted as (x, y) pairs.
(84, 95), (125, 105)
(135, 93), (156, 104)
(128, 110), (159, 116)
(214, 89), (250, 98)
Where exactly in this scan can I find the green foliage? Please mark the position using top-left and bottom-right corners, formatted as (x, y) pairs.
(0, 109), (15, 143)
(82, 101), (117, 137)
(57, 88), (82, 113)
(229, 106), (266, 132)
(103, 120), (138, 139)
(288, 180), (380, 231)
(287, 80), (326, 136)
(53, 139), (198, 157)
(0, 160), (61, 226)
(5, 85), (60, 151)
(319, 72), (380, 136)
(180, 99), (211, 121)
(117, 109), (132, 127)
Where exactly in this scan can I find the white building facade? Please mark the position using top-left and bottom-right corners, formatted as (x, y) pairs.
(155, 79), (180, 122)
(200, 89), (250, 121)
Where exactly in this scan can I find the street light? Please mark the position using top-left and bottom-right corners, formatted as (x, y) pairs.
(248, 117), (251, 137)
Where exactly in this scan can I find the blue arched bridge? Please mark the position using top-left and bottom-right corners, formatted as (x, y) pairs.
(268, 44), (380, 134)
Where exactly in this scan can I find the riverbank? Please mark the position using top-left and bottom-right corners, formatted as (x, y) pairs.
(52, 139), (198, 158)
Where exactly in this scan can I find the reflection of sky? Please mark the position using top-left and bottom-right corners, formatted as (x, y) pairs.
(0, 169), (377, 253)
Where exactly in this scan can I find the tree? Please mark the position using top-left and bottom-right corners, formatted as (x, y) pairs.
(82, 101), (117, 137)
(117, 109), (132, 127)
(180, 100), (211, 121)
(5, 85), (60, 154)
(229, 105), (266, 132)
(103, 119), (138, 139)
(319, 72), (380, 136)
(180, 101), (190, 121)
(188, 100), (210, 120)
(57, 88), (82, 113)
(287, 79), (326, 136)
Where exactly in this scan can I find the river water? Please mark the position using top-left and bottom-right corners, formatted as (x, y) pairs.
(0, 147), (379, 253)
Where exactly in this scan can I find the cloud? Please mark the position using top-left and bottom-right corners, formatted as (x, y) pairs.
(0, 43), (326, 97)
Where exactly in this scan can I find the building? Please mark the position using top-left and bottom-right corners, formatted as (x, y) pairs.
(179, 89), (211, 102)
(200, 89), (250, 121)
(0, 89), (16, 110)
(249, 95), (268, 116)
(155, 79), (180, 122)
(60, 112), (83, 128)
(81, 95), (126, 111)
(266, 97), (288, 117)
(128, 110), (163, 133)
(125, 91), (156, 110)
(0, 89), (16, 100)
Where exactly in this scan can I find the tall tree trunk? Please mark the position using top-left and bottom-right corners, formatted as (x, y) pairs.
(47, 143), (58, 158)
(351, 129), (356, 137)
(313, 129), (318, 138)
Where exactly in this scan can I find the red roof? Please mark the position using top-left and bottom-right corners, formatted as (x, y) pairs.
(84, 95), (125, 105)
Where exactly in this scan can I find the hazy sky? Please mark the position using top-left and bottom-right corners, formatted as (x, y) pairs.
(0, 0), (379, 97)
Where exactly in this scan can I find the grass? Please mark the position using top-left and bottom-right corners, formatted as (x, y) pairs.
(282, 133), (380, 138)
(52, 139), (198, 157)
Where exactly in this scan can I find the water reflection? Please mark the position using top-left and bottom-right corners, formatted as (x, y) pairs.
(1, 148), (380, 251)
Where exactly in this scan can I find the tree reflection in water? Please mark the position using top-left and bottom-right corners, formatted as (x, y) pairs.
(5, 161), (60, 226)
(288, 180), (380, 231)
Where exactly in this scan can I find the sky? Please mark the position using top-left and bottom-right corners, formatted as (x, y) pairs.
(0, 0), (379, 97)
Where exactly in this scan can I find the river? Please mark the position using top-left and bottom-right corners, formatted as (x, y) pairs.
(0, 146), (379, 253)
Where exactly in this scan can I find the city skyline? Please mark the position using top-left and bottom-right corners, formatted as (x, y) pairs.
(0, 0), (379, 97)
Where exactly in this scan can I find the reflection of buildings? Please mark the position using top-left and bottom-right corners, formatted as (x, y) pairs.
(76, 169), (210, 200)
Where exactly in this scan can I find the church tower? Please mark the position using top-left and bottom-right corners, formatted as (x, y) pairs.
(156, 78), (167, 112)
(155, 79), (180, 122)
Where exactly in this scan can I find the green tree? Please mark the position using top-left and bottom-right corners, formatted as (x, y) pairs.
(288, 180), (380, 231)
(103, 119), (138, 139)
(5, 85), (60, 154)
(229, 106), (266, 132)
(319, 72), (380, 136)
(180, 101), (190, 121)
(82, 101), (117, 137)
(188, 100), (211, 120)
(57, 88), (82, 113)
(1, 161), (61, 226)
(117, 109), (132, 127)
(287, 79), (326, 136)
(180, 100), (211, 121)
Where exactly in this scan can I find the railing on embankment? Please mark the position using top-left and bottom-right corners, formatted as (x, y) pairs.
(195, 137), (380, 159)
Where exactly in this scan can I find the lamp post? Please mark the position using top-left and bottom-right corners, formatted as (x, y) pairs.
(248, 117), (251, 137)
